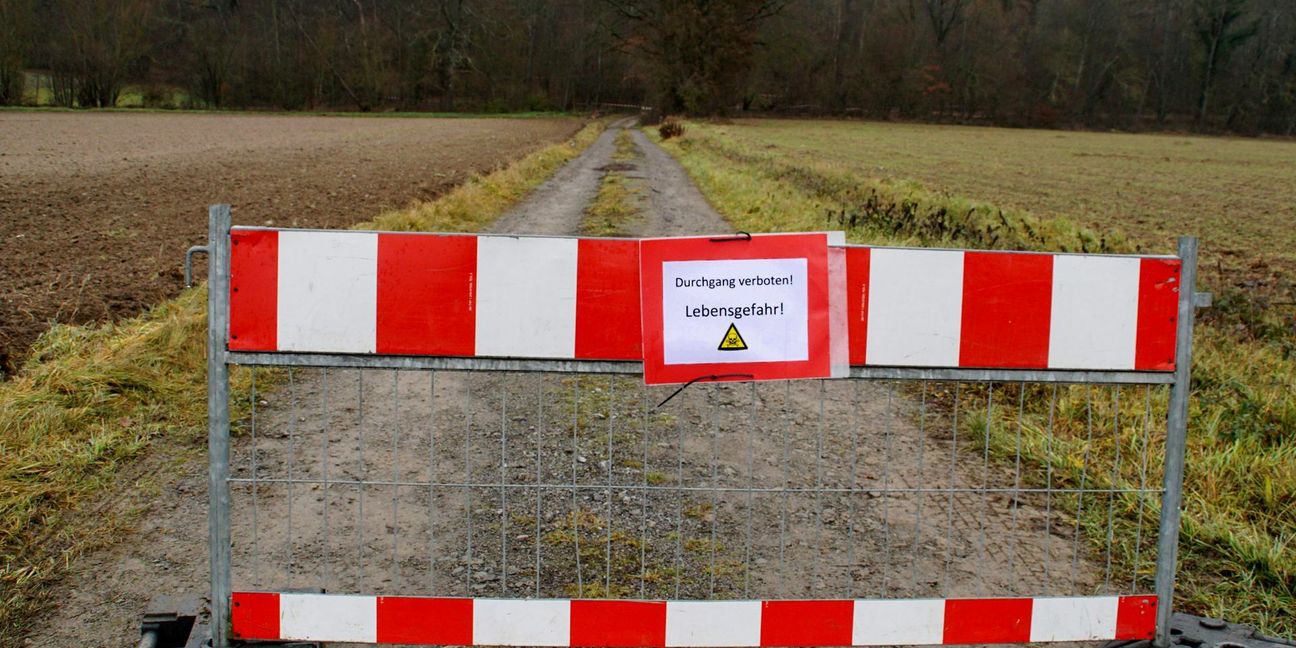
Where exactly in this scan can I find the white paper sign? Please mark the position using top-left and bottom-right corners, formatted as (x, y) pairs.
(661, 258), (809, 365)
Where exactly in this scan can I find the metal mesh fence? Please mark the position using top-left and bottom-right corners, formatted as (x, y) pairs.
(227, 367), (1170, 605)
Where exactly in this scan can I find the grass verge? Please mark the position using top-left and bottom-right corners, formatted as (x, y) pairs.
(0, 120), (603, 643)
(654, 122), (1295, 636)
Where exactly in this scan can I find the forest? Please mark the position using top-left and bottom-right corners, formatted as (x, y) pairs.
(1, 0), (1294, 134)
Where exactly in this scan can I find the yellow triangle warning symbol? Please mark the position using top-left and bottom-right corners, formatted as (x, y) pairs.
(717, 323), (748, 351)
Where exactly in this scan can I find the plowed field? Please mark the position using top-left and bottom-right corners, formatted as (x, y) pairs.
(0, 112), (581, 374)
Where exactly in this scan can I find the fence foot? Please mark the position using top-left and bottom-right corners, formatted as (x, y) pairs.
(138, 595), (200, 648)
(1108, 613), (1295, 648)
(138, 594), (321, 648)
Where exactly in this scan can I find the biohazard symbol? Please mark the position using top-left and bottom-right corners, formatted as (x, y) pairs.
(717, 323), (748, 351)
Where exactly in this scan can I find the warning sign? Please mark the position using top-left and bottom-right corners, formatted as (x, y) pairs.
(640, 233), (835, 385)
(661, 256), (809, 364)
(718, 323), (747, 350)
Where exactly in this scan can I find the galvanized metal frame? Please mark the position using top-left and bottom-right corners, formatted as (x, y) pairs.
(207, 205), (233, 648)
(225, 351), (1178, 385)
(1153, 236), (1199, 648)
(203, 204), (1200, 648)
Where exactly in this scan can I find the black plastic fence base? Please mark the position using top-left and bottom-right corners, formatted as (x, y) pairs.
(1106, 613), (1295, 648)
(137, 594), (320, 648)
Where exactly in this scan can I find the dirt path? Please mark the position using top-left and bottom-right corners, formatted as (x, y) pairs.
(0, 112), (580, 375)
(24, 120), (1103, 648)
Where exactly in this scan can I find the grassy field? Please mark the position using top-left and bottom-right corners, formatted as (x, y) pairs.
(721, 120), (1296, 280)
(0, 121), (603, 643)
(655, 120), (1295, 636)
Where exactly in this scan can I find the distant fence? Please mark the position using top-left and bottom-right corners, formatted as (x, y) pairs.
(203, 204), (1202, 648)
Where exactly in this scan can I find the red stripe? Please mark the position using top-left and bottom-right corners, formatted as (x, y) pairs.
(1115, 595), (1157, 640)
(1135, 259), (1180, 371)
(376, 596), (473, 644)
(229, 229), (278, 351)
(575, 239), (642, 360)
(943, 598), (1033, 644)
(231, 592), (280, 640)
(960, 251), (1053, 368)
(760, 600), (854, 646)
(846, 247), (870, 365)
(570, 600), (666, 647)
(375, 233), (477, 356)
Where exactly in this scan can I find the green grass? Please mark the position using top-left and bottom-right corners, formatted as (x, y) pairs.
(654, 120), (1295, 637)
(0, 120), (603, 644)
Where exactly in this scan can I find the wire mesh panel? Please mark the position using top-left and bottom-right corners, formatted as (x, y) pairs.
(224, 369), (1171, 646)
(204, 207), (1199, 648)
(230, 371), (1171, 603)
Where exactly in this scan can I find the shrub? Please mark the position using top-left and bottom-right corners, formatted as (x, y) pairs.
(659, 117), (685, 140)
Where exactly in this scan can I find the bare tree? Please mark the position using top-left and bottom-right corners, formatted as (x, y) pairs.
(1194, 0), (1259, 126)
(49, 0), (156, 107)
(607, 0), (787, 114)
(0, 0), (32, 105)
(922, 0), (968, 48)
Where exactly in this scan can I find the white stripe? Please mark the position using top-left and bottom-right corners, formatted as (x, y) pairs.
(278, 593), (376, 643)
(475, 236), (578, 359)
(277, 231), (378, 353)
(829, 247), (850, 377)
(665, 600), (762, 647)
(1030, 596), (1119, 641)
(865, 249), (964, 366)
(853, 599), (945, 646)
(1048, 256), (1140, 369)
(473, 599), (570, 646)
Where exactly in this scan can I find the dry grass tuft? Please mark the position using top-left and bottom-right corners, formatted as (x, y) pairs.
(0, 289), (251, 637)
(658, 117), (685, 140)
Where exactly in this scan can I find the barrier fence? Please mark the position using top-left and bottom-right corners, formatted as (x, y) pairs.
(204, 205), (1201, 648)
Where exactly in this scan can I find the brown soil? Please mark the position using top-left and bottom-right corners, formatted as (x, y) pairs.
(0, 112), (581, 375)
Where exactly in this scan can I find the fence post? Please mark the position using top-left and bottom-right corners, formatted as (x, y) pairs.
(1153, 236), (1199, 648)
(207, 205), (233, 648)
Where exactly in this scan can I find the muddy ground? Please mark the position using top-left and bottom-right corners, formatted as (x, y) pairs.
(0, 112), (581, 374)
(25, 122), (1109, 647)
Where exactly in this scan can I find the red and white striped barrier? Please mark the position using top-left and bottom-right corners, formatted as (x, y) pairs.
(228, 228), (1180, 372)
(229, 229), (641, 360)
(231, 593), (1156, 646)
(843, 247), (1180, 371)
